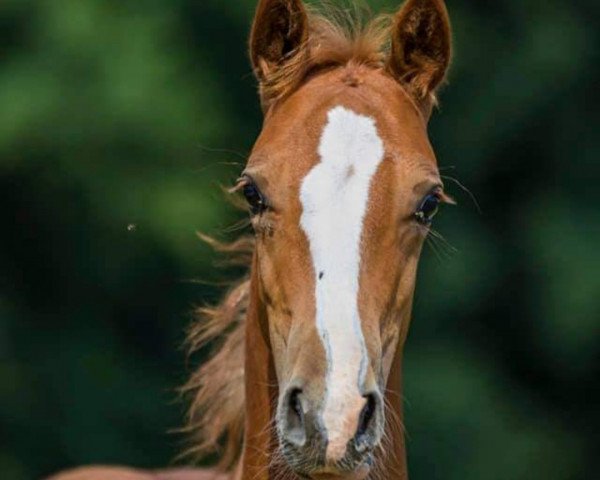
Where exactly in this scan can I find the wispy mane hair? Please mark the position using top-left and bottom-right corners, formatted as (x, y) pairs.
(180, 236), (252, 470)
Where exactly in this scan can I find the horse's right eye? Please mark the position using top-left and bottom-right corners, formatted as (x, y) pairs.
(243, 181), (266, 215)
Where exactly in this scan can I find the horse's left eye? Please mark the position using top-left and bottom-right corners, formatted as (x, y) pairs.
(243, 181), (266, 215)
(414, 193), (441, 226)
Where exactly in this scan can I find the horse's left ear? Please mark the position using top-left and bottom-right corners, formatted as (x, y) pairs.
(387, 0), (452, 114)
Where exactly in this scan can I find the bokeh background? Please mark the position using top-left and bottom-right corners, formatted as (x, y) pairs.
(1, 1), (598, 479)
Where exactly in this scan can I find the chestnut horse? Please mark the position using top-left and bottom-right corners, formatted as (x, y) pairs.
(49, 0), (453, 479)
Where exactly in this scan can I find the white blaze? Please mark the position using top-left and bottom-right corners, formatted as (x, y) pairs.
(299, 106), (384, 458)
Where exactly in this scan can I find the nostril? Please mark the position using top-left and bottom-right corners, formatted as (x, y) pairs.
(356, 393), (377, 438)
(289, 388), (303, 424)
(281, 387), (306, 447)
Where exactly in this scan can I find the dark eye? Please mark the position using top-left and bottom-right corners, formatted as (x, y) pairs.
(242, 181), (266, 215)
(415, 193), (441, 226)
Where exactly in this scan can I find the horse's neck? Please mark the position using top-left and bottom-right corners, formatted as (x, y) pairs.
(382, 347), (409, 480)
(237, 264), (282, 480)
(237, 267), (408, 479)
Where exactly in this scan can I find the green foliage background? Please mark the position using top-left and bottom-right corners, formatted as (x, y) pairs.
(1, 1), (598, 479)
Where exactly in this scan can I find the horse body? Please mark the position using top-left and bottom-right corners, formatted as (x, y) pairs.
(46, 466), (228, 480)
(50, 1), (453, 479)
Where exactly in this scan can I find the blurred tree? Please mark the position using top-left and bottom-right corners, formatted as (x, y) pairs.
(0, 1), (597, 479)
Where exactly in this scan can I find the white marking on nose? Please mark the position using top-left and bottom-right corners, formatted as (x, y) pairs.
(299, 106), (384, 459)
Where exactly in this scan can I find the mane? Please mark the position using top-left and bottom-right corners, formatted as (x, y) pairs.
(181, 235), (253, 469)
(260, 2), (393, 105)
(182, 4), (395, 471)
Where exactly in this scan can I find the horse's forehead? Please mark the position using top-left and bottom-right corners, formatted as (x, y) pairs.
(251, 70), (431, 176)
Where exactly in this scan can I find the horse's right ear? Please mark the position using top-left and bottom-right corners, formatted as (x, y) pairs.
(249, 0), (309, 105)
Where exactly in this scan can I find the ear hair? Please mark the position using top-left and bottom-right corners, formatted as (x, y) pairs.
(249, 0), (309, 83)
(387, 0), (452, 114)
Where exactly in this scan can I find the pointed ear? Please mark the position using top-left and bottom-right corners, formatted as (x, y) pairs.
(387, 0), (452, 112)
(249, 0), (309, 83)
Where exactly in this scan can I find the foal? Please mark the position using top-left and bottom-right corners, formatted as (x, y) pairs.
(50, 0), (453, 479)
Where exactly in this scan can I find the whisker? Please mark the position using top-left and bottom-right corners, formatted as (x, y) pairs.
(196, 143), (249, 161)
(429, 228), (457, 253)
(441, 174), (482, 214)
(221, 218), (252, 234)
(425, 235), (446, 264)
(427, 229), (457, 261)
